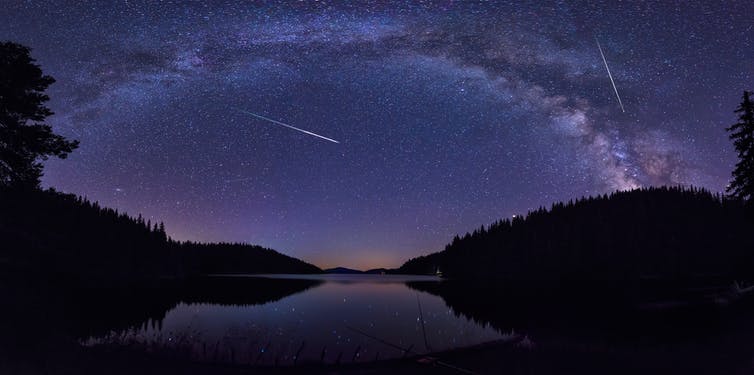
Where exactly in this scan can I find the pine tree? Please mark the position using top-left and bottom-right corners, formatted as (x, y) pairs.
(158, 222), (167, 241)
(726, 91), (754, 202)
(0, 42), (79, 189)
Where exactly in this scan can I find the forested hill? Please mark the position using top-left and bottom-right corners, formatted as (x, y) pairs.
(0, 189), (320, 286)
(181, 242), (321, 275)
(398, 186), (754, 283)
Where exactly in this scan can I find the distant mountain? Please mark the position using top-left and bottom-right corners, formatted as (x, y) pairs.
(323, 267), (396, 275)
(324, 267), (364, 274)
(398, 186), (754, 285)
(0, 188), (321, 285)
(365, 268), (390, 274)
(323, 267), (395, 275)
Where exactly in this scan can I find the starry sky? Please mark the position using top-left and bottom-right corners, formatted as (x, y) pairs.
(2, 1), (752, 269)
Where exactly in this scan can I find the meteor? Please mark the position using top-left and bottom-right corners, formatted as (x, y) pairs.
(237, 109), (340, 144)
(596, 37), (625, 113)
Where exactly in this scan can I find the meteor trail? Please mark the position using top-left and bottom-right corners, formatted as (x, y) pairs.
(237, 109), (340, 144)
(596, 37), (625, 113)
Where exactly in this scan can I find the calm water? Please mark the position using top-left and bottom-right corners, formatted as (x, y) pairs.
(7, 275), (754, 374)
(84, 274), (506, 365)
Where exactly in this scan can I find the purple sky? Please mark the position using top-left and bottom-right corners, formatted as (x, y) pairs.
(2, 1), (751, 269)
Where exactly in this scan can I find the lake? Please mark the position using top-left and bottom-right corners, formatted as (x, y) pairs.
(82, 274), (508, 366)
(5, 274), (754, 374)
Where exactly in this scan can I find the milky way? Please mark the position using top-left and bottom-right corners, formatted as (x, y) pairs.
(2, 2), (751, 269)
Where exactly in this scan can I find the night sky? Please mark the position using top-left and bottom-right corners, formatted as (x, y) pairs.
(2, 1), (752, 269)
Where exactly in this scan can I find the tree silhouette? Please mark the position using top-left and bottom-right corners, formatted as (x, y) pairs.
(399, 186), (754, 285)
(0, 41), (78, 189)
(0, 188), (321, 285)
(726, 90), (754, 203)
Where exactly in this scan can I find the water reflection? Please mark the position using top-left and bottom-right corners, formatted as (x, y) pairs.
(85, 275), (504, 365)
(406, 280), (739, 340)
(407, 280), (754, 374)
(6, 276), (754, 374)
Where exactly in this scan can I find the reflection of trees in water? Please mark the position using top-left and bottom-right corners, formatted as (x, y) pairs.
(79, 277), (323, 338)
(178, 277), (323, 307)
(405, 280), (754, 343)
(407, 283), (754, 374)
(406, 280), (546, 335)
(77, 277), (369, 366)
(0, 277), (323, 361)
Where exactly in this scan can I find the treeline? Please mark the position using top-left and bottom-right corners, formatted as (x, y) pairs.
(0, 188), (176, 284)
(181, 242), (321, 275)
(0, 188), (320, 286)
(399, 186), (754, 284)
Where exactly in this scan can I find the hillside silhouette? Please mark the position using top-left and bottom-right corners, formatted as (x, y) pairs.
(0, 188), (321, 286)
(399, 186), (754, 285)
(181, 242), (321, 275)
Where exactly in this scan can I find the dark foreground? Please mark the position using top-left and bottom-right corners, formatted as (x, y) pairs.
(4, 326), (754, 375)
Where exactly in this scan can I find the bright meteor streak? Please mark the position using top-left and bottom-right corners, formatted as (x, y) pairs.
(237, 109), (340, 144)
(596, 37), (625, 113)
